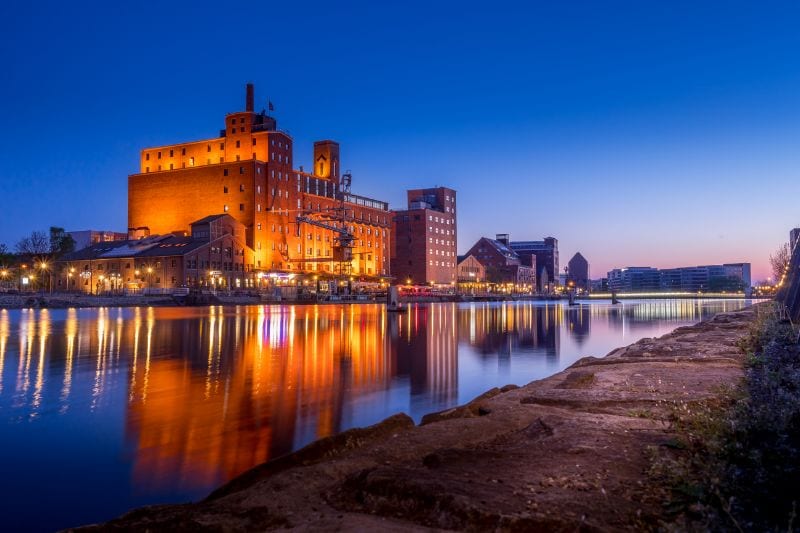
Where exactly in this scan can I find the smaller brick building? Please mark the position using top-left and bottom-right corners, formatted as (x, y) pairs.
(57, 214), (255, 293)
(391, 187), (457, 285)
(567, 252), (590, 291)
(457, 255), (485, 283)
(462, 236), (535, 291)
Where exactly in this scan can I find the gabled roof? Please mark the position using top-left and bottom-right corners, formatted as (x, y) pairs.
(483, 237), (519, 260)
(60, 234), (210, 261)
(190, 214), (230, 225)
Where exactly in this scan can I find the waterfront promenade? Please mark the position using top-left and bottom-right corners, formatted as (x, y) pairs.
(73, 305), (756, 531)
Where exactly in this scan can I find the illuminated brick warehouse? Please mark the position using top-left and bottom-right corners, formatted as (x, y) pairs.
(128, 83), (391, 287)
(390, 187), (457, 286)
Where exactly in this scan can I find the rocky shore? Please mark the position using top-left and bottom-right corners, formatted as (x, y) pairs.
(72, 306), (757, 531)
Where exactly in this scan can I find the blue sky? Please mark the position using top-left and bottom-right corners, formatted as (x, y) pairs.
(2, 1), (799, 280)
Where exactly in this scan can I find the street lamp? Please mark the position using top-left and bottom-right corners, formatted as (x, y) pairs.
(38, 261), (51, 294)
(146, 267), (154, 294)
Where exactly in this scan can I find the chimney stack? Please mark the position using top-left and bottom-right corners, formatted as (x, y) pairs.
(246, 83), (254, 112)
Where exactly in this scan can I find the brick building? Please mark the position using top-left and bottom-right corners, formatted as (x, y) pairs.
(566, 252), (590, 291)
(390, 187), (457, 285)
(462, 236), (535, 290)
(457, 255), (485, 283)
(57, 215), (255, 293)
(128, 84), (390, 279)
(507, 236), (559, 291)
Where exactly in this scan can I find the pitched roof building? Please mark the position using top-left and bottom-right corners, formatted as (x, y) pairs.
(57, 214), (254, 293)
(462, 236), (535, 290)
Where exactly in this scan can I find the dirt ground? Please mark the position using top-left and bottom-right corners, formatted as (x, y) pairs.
(72, 307), (756, 532)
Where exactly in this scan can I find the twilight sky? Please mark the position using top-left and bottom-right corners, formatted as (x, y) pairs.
(2, 1), (799, 281)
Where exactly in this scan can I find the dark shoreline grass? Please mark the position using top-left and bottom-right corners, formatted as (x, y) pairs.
(650, 302), (800, 531)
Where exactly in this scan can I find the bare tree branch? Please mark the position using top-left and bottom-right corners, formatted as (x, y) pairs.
(770, 242), (791, 282)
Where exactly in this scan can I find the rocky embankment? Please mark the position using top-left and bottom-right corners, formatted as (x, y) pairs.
(73, 307), (757, 531)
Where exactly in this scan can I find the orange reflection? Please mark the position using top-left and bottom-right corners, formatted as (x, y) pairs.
(124, 305), (396, 492)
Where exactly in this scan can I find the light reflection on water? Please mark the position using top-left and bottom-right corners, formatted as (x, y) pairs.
(0, 299), (752, 531)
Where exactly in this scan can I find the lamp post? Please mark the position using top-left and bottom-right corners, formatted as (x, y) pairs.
(38, 261), (51, 294)
(146, 266), (153, 295)
(0, 268), (8, 292)
(19, 264), (28, 292)
(68, 267), (76, 293)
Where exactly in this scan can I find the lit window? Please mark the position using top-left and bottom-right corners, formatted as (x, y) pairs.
(224, 205), (229, 212)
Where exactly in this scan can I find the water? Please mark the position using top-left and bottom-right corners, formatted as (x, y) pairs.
(0, 299), (752, 531)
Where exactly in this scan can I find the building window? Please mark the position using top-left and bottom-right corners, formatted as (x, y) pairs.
(207, 144), (211, 152)
(145, 166), (149, 173)
(157, 151), (161, 159)
(220, 143), (224, 150)
(236, 140), (240, 148)
(257, 204), (261, 212)
(239, 203), (244, 211)
(189, 157), (194, 167)
(169, 163), (173, 170)
(232, 128), (236, 134)
(145, 153), (149, 161)
(252, 138), (257, 146)
(169, 149), (173, 157)
(181, 148), (186, 156)
(224, 205), (229, 212)
(224, 169), (228, 176)
(240, 168), (245, 175)
(223, 186), (228, 193)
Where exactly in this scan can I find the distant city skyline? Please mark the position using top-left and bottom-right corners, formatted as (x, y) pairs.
(3, 2), (800, 281)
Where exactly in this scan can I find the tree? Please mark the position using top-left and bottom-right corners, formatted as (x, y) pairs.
(49, 226), (75, 256)
(15, 231), (50, 255)
(0, 243), (11, 266)
(770, 242), (791, 283)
